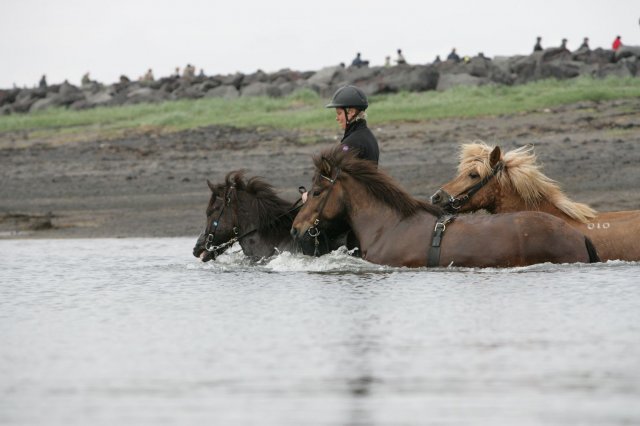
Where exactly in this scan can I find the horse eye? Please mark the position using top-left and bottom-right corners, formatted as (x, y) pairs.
(469, 172), (480, 179)
(313, 189), (322, 197)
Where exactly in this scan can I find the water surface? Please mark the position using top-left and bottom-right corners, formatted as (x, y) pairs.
(1, 238), (639, 425)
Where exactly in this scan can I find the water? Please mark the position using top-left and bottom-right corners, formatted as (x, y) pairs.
(1, 238), (639, 426)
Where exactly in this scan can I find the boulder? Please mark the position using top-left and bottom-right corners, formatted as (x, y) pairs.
(29, 97), (57, 112)
(540, 60), (582, 80)
(615, 45), (640, 61)
(217, 73), (244, 89)
(597, 60), (637, 78)
(204, 85), (240, 99)
(376, 65), (439, 93)
(436, 73), (487, 91)
(241, 82), (282, 97)
(307, 66), (345, 86)
(125, 87), (168, 104)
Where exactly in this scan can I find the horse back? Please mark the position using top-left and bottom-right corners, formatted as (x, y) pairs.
(440, 211), (591, 267)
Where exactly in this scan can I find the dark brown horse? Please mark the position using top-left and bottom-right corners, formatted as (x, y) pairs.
(430, 142), (640, 261)
(291, 146), (599, 268)
(193, 171), (353, 261)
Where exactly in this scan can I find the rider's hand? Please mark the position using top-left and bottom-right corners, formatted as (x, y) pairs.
(302, 191), (308, 203)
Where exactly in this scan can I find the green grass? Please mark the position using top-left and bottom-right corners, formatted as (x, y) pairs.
(1, 77), (639, 140)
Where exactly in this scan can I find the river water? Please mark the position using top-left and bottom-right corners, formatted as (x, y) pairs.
(1, 238), (639, 425)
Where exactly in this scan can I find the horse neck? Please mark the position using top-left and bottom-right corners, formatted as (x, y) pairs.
(236, 192), (295, 257)
(342, 177), (418, 251)
(494, 184), (579, 223)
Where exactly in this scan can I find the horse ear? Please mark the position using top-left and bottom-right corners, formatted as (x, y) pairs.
(489, 146), (501, 167)
(207, 179), (215, 192)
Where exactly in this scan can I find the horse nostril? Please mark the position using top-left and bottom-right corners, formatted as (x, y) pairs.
(290, 227), (299, 239)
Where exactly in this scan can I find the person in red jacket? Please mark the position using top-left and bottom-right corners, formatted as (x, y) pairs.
(612, 35), (622, 51)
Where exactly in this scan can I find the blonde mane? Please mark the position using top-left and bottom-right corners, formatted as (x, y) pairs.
(458, 142), (597, 222)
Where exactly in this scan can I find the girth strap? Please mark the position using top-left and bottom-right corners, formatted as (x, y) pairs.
(427, 215), (455, 267)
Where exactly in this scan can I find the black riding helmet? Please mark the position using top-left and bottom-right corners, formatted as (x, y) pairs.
(325, 85), (368, 110)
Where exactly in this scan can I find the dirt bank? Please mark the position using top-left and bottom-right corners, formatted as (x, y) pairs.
(1, 98), (639, 239)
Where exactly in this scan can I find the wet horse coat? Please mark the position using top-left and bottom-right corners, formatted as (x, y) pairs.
(430, 143), (640, 261)
(193, 171), (353, 261)
(291, 146), (598, 268)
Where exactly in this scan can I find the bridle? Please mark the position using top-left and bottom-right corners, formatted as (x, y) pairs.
(305, 168), (341, 255)
(204, 185), (241, 258)
(439, 161), (504, 212)
(203, 184), (303, 259)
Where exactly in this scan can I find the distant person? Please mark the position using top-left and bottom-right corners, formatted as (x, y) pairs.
(560, 38), (569, 51)
(143, 68), (154, 82)
(351, 52), (369, 68)
(533, 36), (543, 52)
(433, 55), (442, 64)
(172, 67), (180, 78)
(81, 72), (92, 86)
(578, 37), (590, 51)
(198, 68), (206, 78)
(119, 75), (130, 84)
(183, 64), (195, 79)
(395, 49), (407, 65)
(447, 48), (461, 63)
(384, 56), (391, 67)
(612, 35), (622, 51)
(38, 74), (47, 89)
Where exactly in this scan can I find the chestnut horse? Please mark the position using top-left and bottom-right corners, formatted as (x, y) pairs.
(193, 171), (353, 261)
(430, 143), (640, 261)
(291, 146), (599, 268)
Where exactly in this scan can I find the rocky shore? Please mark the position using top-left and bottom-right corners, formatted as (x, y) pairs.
(2, 46), (639, 115)
(1, 97), (639, 240)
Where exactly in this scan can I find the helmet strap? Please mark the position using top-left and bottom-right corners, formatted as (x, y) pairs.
(343, 107), (358, 126)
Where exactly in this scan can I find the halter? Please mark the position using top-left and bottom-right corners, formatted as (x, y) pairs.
(440, 161), (504, 212)
(204, 184), (303, 259)
(306, 168), (341, 255)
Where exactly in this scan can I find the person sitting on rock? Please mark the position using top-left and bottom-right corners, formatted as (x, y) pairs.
(396, 49), (407, 65)
(447, 48), (461, 63)
(577, 37), (590, 51)
(81, 72), (92, 86)
(384, 56), (391, 67)
(612, 35), (622, 51)
(533, 36), (543, 52)
(433, 55), (442, 64)
(142, 68), (154, 82)
(351, 52), (369, 68)
(39, 74), (47, 89)
(560, 38), (569, 51)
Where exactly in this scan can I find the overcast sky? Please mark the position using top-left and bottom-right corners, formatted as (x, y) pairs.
(1, 0), (638, 88)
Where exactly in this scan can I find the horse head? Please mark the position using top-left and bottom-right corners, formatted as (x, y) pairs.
(291, 153), (348, 240)
(430, 143), (503, 213)
(193, 171), (245, 262)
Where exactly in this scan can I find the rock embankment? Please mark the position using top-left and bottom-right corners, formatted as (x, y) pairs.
(1, 47), (638, 115)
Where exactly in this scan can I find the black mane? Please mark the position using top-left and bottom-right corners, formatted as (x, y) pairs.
(224, 170), (296, 236)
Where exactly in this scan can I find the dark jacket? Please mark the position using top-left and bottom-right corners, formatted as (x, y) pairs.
(340, 119), (379, 164)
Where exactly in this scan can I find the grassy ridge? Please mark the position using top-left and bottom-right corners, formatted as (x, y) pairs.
(1, 77), (639, 139)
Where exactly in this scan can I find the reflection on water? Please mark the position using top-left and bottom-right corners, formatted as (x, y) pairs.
(1, 238), (639, 425)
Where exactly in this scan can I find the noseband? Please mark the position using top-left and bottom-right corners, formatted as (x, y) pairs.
(440, 161), (504, 212)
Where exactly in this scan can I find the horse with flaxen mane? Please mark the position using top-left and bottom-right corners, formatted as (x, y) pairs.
(193, 170), (352, 261)
(291, 145), (599, 268)
(430, 142), (640, 261)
